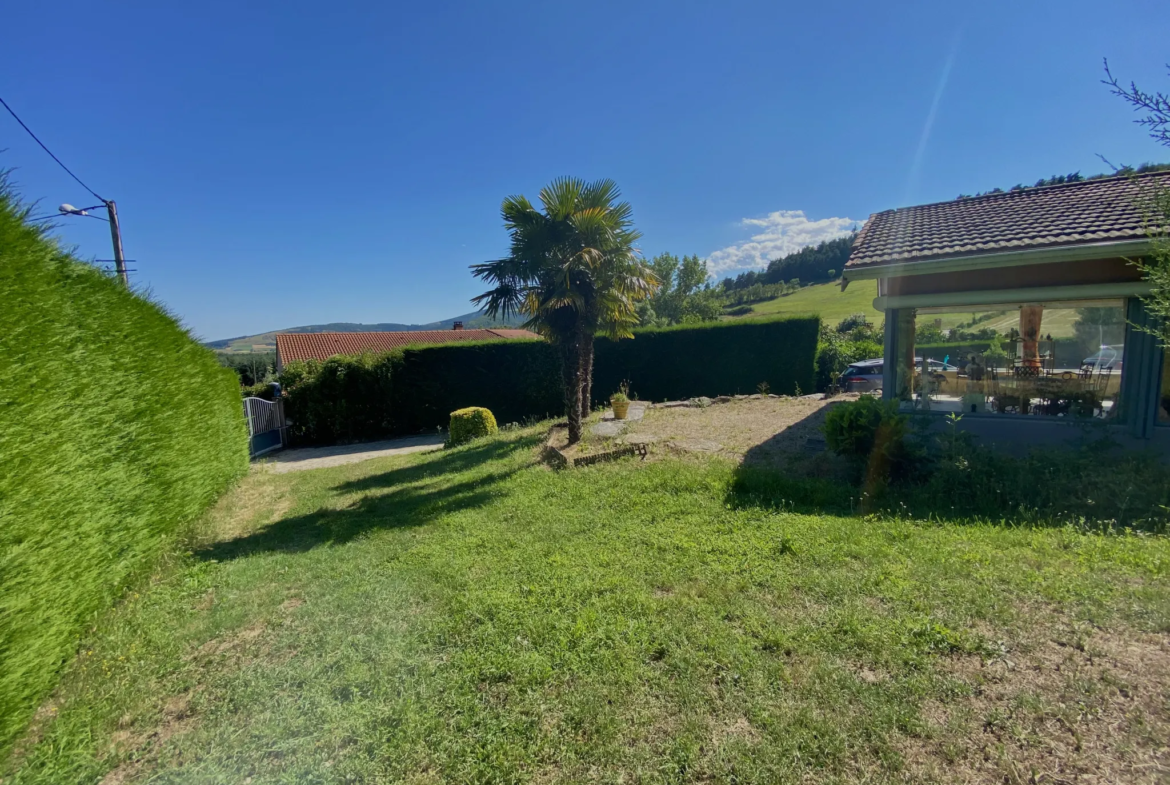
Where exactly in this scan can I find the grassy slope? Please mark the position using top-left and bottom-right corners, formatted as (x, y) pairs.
(930, 308), (1079, 339)
(727, 283), (1088, 339)
(725, 280), (882, 327)
(7, 430), (1168, 783)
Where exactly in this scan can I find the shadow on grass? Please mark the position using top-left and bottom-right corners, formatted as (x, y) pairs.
(727, 465), (861, 518)
(197, 435), (540, 561)
(729, 418), (1170, 532)
(723, 399), (863, 517)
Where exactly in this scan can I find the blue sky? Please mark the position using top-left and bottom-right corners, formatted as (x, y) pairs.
(3, 1), (1168, 341)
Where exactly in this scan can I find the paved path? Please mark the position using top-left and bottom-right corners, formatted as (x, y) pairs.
(259, 434), (445, 473)
(591, 402), (648, 437)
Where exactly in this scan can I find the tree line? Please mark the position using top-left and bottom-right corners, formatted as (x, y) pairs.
(956, 162), (1170, 200)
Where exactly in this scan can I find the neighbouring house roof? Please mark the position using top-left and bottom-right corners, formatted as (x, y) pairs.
(845, 171), (1170, 273)
(275, 328), (541, 365)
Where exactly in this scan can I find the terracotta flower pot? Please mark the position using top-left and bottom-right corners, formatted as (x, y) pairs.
(611, 399), (630, 420)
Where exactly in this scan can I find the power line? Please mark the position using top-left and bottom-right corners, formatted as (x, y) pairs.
(28, 212), (109, 223)
(0, 94), (106, 203)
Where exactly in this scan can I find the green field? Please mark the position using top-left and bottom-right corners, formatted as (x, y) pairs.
(727, 283), (1097, 341)
(929, 308), (1079, 339)
(7, 427), (1168, 783)
(724, 280), (881, 327)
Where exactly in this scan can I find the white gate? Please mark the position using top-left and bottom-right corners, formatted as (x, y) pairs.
(244, 396), (285, 457)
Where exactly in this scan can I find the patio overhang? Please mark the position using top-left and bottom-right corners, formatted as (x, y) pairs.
(872, 280), (1153, 312)
(842, 238), (1151, 283)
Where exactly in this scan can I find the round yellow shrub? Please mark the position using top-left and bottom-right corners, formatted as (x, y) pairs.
(448, 407), (498, 446)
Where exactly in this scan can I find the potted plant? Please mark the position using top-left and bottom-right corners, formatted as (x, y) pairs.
(610, 381), (631, 420)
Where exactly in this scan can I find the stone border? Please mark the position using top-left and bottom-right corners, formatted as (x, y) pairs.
(652, 393), (802, 409)
(542, 424), (649, 469)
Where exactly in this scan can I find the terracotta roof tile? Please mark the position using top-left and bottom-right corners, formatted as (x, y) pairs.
(845, 171), (1170, 271)
(276, 328), (541, 364)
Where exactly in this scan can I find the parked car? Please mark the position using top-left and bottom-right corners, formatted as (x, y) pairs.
(838, 357), (958, 393)
(1082, 345), (1123, 371)
(838, 358), (884, 392)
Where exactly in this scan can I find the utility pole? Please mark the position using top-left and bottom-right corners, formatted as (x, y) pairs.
(105, 200), (128, 286)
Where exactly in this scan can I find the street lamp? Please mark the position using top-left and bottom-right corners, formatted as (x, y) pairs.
(59, 200), (129, 286)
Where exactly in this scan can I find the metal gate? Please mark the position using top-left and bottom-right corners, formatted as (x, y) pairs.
(244, 396), (285, 457)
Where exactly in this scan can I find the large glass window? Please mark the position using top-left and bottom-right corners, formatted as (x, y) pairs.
(893, 300), (1126, 419)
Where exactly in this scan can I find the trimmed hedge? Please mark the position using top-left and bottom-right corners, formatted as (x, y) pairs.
(392, 339), (563, 434)
(592, 317), (818, 404)
(448, 407), (499, 446)
(280, 353), (397, 444)
(0, 182), (249, 755)
(281, 317), (819, 445)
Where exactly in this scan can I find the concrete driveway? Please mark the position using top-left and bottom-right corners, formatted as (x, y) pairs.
(258, 434), (445, 473)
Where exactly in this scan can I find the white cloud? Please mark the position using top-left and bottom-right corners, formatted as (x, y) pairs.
(705, 210), (858, 278)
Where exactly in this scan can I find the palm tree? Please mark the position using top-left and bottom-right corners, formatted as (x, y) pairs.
(471, 177), (656, 444)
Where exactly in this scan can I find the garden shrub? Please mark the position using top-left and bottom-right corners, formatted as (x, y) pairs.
(281, 353), (398, 444)
(0, 177), (248, 755)
(241, 382), (276, 400)
(822, 396), (913, 483)
(815, 332), (882, 392)
(448, 407), (498, 446)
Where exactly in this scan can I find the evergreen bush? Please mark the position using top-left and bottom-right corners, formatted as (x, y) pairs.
(391, 339), (562, 435)
(448, 407), (498, 446)
(281, 353), (397, 444)
(822, 396), (913, 483)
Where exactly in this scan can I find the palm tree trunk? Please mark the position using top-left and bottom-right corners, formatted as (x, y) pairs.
(561, 335), (584, 445)
(579, 337), (595, 423)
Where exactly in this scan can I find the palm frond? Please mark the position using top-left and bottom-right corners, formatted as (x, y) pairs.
(539, 177), (586, 221)
(474, 177), (647, 346)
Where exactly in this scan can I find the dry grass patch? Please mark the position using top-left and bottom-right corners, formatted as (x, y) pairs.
(621, 395), (857, 467)
(193, 469), (295, 546)
(904, 617), (1170, 784)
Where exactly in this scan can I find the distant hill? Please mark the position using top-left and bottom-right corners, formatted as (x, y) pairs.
(722, 279), (880, 327)
(207, 309), (526, 353)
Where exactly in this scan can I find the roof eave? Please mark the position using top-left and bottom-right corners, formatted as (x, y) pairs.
(842, 238), (1151, 282)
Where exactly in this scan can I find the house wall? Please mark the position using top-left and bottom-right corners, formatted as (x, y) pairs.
(915, 415), (1170, 457)
(884, 257), (1140, 298)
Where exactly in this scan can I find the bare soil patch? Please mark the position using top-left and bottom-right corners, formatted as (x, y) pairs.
(542, 395), (856, 469)
(617, 394), (858, 468)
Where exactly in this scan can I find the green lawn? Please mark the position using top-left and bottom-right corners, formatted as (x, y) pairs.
(724, 280), (881, 327)
(6, 429), (1169, 783)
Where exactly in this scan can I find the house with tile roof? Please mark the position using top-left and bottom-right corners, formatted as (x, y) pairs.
(274, 325), (541, 372)
(841, 171), (1170, 451)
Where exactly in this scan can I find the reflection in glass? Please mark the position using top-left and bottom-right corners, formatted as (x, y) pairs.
(895, 301), (1126, 419)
